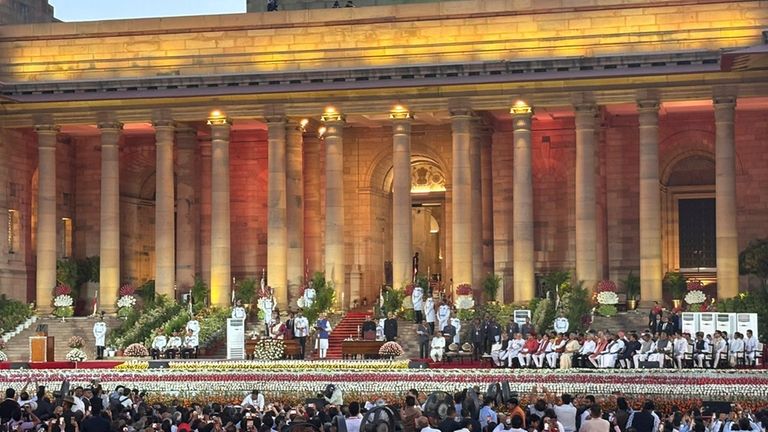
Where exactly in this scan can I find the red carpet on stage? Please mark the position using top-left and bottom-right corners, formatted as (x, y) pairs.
(326, 311), (369, 359)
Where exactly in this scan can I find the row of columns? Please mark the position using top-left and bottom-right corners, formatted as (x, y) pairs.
(32, 95), (740, 311)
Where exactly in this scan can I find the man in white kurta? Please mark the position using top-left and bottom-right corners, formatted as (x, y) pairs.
(412, 286), (424, 324)
(232, 300), (247, 321)
(262, 295), (274, 337)
(437, 302), (451, 332)
(430, 333), (446, 362)
(745, 330), (758, 365)
(303, 284), (316, 309)
(93, 318), (107, 360)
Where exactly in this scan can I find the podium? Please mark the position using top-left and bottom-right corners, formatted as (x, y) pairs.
(30, 336), (55, 362)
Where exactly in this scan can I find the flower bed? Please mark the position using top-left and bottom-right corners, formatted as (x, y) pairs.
(0, 368), (766, 404)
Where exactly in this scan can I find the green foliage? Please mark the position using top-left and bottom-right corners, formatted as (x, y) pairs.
(56, 256), (100, 295)
(481, 273), (501, 302)
(718, 292), (768, 342)
(400, 309), (415, 322)
(543, 271), (572, 299)
(56, 258), (80, 291)
(416, 276), (429, 291)
(564, 281), (592, 333)
(663, 272), (687, 299)
(117, 307), (133, 318)
(472, 301), (528, 324)
(739, 239), (768, 290)
(532, 297), (556, 335)
(136, 280), (156, 305)
(0, 296), (33, 333)
(235, 278), (257, 304)
(108, 296), (183, 348)
(456, 308), (475, 322)
(382, 288), (404, 317)
(622, 271), (641, 300)
(597, 304), (618, 317)
(303, 272), (336, 324)
(191, 276), (209, 312)
(53, 306), (74, 318)
(162, 310), (190, 335)
(198, 308), (229, 348)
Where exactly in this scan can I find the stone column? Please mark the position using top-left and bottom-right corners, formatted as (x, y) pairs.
(638, 100), (663, 304)
(470, 120), (484, 293)
(512, 102), (535, 302)
(153, 120), (176, 299)
(209, 114), (232, 307)
(98, 121), (123, 313)
(175, 126), (198, 290)
(286, 120), (305, 306)
(199, 137), (212, 287)
(35, 125), (59, 312)
(491, 130), (512, 302)
(267, 116), (289, 308)
(714, 96), (739, 299)
(322, 109), (346, 308)
(574, 104), (599, 290)
(391, 108), (413, 289)
(451, 109), (473, 292)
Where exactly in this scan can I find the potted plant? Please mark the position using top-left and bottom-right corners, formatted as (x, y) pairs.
(482, 273), (501, 303)
(663, 272), (687, 309)
(622, 271), (640, 311)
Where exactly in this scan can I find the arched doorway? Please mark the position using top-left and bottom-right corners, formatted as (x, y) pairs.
(661, 152), (716, 287)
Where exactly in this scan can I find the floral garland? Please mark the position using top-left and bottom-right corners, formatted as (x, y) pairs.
(117, 284), (137, 318)
(596, 280), (617, 293)
(162, 359), (410, 371)
(68, 336), (85, 349)
(254, 339), (285, 360)
(1, 369), (766, 403)
(455, 283), (474, 310)
(378, 341), (404, 357)
(685, 290), (707, 306)
(124, 343), (149, 357)
(53, 284), (74, 318)
(65, 348), (87, 362)
(595, 281), (618, 317)
(0, 341), (7, 362)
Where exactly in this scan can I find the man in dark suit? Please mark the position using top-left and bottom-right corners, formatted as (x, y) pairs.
(521, 317), (533, 338)
(657, 316), (673, 335)
(384, 312), (398, 342)
(442, 320), (457, 344)
(361, 315), (377, 340)
(506, 319), (520, 340)
(0, 388), (21, 425)
(485, 318), (501, 354)
(467, 318), (485, 359)
(416, 321), (432, 358)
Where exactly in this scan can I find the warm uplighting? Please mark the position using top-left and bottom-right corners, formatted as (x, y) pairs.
(299, 118), (309, 131)
(318, 126), (327, 138)
(321, 106), (344, 123)
(389, 104), (413, 120)
(510, 100), (533, 115)
(207, 110), (229, 125)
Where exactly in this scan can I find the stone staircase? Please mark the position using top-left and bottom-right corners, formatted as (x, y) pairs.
(327, 311), (369, 359)
(591, 309), (651, 333)
(3, 316), (122, 362)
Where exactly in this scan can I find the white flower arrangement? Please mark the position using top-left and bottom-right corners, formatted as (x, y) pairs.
(596, 291), (619, 305)
(254, 339), (285, 360)
(378, 341), (405, 357)
(165, 359), (410, 371)
(0, 368), (765, 403)
(65, 348), (87, 362)
(117, 295), (137, 309)
(53, 295), (73, 308)
(0, 351), (7, 362)
(685, 290), (707, 305)
(456, 295), (475, 310)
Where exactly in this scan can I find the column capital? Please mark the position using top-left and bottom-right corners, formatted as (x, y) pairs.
(713, 96), (736, 108)
(389, 106), (413, 121)
(265, 116), (287, 125)
(574, 104), (598, 129)
(97, 121), (124, 131)
(510, 101), (533, 117)
(637, 100), (660, 113)
(449, 107), (473, 118)
(287, 118), (307, 132)
(175, 126), (198, 150)
(34, 124), (60, 134)
(207, 111), (232, 127)
(321, 108), (345, 124)
(152, 119), (176, 129)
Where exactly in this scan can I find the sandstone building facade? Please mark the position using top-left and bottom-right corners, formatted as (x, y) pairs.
(0, 0), (767, 312)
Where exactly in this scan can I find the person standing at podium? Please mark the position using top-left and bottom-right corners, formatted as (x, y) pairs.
(92, 317), (108, 360)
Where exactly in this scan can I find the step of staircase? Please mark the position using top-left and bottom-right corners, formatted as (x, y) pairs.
(326, 311), (370, 359)
(3, 316), (122, 362)
(591, 309), (651, 334)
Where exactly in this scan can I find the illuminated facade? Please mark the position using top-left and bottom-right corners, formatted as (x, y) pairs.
(0, 0), (767, 312)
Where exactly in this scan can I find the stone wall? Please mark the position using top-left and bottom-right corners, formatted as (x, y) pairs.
(1, 0), (763, 82)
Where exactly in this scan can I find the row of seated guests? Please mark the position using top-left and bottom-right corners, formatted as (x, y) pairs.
(489, 328), (759, 369)
(150, 328), (199, 359)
